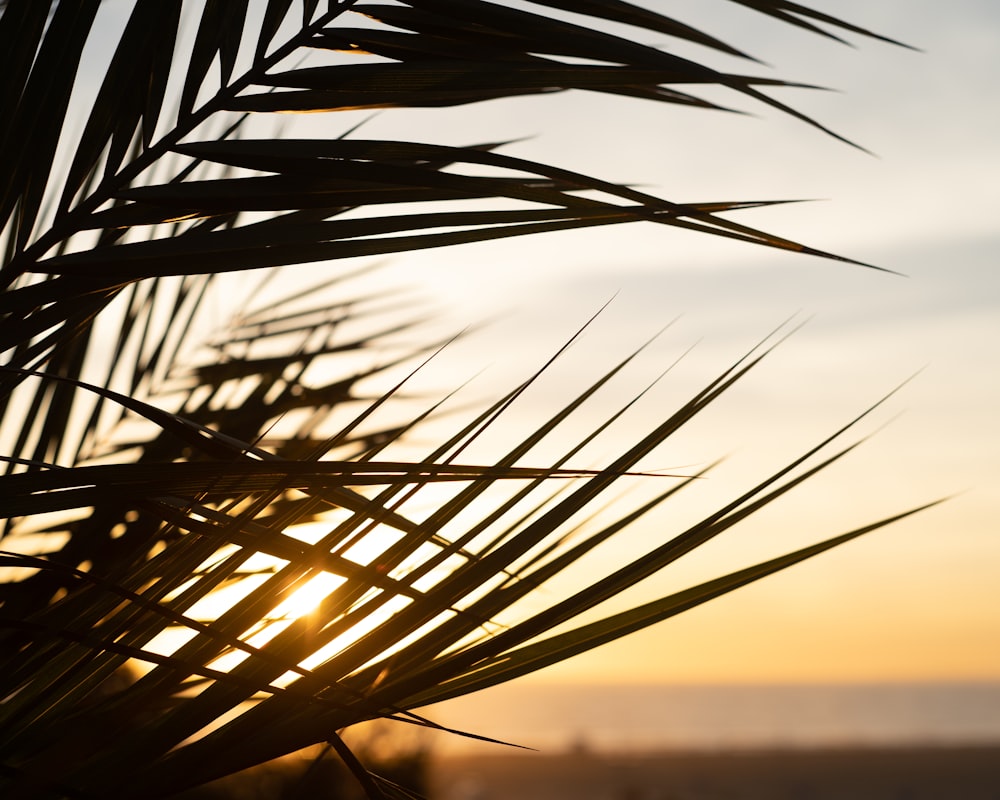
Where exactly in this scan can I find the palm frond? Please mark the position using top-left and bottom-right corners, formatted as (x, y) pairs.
(0, 2), (922, 797)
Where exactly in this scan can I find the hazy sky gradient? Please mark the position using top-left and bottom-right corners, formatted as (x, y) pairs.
(72, 1), (999, 686)
(336, 0), (1000, 684)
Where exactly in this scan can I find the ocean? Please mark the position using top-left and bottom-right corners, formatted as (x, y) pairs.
(421, 682), (1000, 754)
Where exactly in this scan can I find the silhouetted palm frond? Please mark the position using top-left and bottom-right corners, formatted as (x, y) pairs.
(0, 2), (923, 798)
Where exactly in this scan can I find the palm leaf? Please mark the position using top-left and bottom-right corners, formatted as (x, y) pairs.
(0, 2), (922, 797)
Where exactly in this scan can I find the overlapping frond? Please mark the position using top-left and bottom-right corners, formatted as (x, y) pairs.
(0, 2), (920, 797)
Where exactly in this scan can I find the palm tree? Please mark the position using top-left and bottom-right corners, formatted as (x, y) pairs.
(0, 2), (929, 798)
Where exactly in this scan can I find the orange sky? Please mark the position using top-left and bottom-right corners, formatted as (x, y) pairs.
(68, 0), (1000, 690)
(327, 0), (1000, 687)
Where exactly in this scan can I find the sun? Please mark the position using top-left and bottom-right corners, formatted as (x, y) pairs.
(268, 569), (346, 622)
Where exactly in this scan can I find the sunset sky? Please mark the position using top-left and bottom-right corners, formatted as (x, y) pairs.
(73, 1), (999, 688)
(335, 0), (1000, 685)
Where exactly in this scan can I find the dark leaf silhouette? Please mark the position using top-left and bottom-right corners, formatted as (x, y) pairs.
(0, 2), (921, 798)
